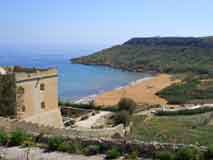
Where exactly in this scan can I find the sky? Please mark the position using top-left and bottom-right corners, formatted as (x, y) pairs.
(0, 0), (213, 53)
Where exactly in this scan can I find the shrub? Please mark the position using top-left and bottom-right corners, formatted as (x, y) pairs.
(118, 98), (136, 114)
(205, 144), (213, 159)
(58, 142), (77, 153)
(125, 151), (139, 160)
(155, 151), (175, 160)
(47, 137), (64, 151)
(0, 131), (8, 146)
(114, 110), (130, 126)
(106, 148), (121, 159)
(84, 144), (101, 156)
(9, 130), (29, 146)
(175, 147), (204, 160)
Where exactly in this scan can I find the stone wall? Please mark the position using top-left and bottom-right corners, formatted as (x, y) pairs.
(0, 116), (200, 156)
(0, 116), (125, 139)
(23, 108), (64, 128)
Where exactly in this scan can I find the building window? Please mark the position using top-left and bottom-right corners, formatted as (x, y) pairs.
(40, 83), (45, 91)
(17, 86), (25, 94)
(41, 102), (46, 109)
(22, 105), (26, 112)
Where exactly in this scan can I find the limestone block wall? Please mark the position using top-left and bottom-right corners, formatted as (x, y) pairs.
(0, 116), (125, 139)
(23, 108), (64, 128)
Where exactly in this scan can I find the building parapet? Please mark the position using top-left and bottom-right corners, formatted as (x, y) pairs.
(15, 68), (58, 83)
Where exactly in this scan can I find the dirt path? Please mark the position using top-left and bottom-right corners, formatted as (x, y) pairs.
(74, 111), (111, 128)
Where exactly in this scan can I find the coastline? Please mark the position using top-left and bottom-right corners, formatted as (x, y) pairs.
(95, 74), (179, 107)
(74, 76), (153, 104)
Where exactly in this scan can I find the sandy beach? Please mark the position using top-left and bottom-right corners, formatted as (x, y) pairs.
(95, 74), (179, 107)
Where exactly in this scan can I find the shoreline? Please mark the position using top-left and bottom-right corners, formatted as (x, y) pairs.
(74, 76), (154, 104)
(95, 74), (179, 107)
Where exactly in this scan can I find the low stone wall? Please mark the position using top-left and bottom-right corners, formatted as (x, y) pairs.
(0, 116), (205, 156)
(0, 116), (125, 139)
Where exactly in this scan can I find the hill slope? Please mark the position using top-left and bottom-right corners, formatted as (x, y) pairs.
(71, 37), (213, 76)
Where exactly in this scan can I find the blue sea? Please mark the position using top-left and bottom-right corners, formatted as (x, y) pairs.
(0, 47), (150, 102)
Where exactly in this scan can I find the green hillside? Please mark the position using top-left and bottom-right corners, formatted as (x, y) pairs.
(71, 37), (213, 76)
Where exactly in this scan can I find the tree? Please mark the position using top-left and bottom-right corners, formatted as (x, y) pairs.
(118, 98), (136, 114)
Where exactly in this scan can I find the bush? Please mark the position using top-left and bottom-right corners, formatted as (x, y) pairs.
(106, 148), (121, 159)
(9, 130), (29, 146)
(205, 144), (213, 159)
(47, 137), (64, 151)
(155, 151), (175, 160)
(0, 131), (8, 145)
(175, 147), (204, 160)
(58, 142), (77, 153)
(125, 151), (139, 160)
(84, 145), (101, 156)
(114, 110), (130, 126)
(118, 98), (136, 114)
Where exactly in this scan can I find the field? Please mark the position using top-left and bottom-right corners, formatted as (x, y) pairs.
(131, 112), (213, 145)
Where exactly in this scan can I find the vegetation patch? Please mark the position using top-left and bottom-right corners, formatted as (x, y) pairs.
(0, 74), (16, 117)
(158, 79), (213, 104)
(9, 130), (31, 146)
(113, 98), (136, 126)
(106, 148), (121, 159)
(71, 37), (213, 77)
(131, 113), (213, 145)
(0, 130), (8, 145)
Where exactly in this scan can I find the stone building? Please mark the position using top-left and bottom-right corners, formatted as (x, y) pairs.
(0, 66), (64, 128)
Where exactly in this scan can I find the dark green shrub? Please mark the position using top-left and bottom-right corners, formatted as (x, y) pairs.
(205, 144), (213, 159)
(106, 148), (121, 159)
(47, 137), (64, 151)
(125, 151), (139, 160)
(58, 142), (77, 153)
(84, 144), (101, 156)
(0, 131), (8, 145)
(155, 151), (175, 160)
(175, 147), (204, 160)
(0, 74), (16, 117)
(114, 110), (130, 126)
(118, 98), (136, 114)
(9, 130), (29, 146)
